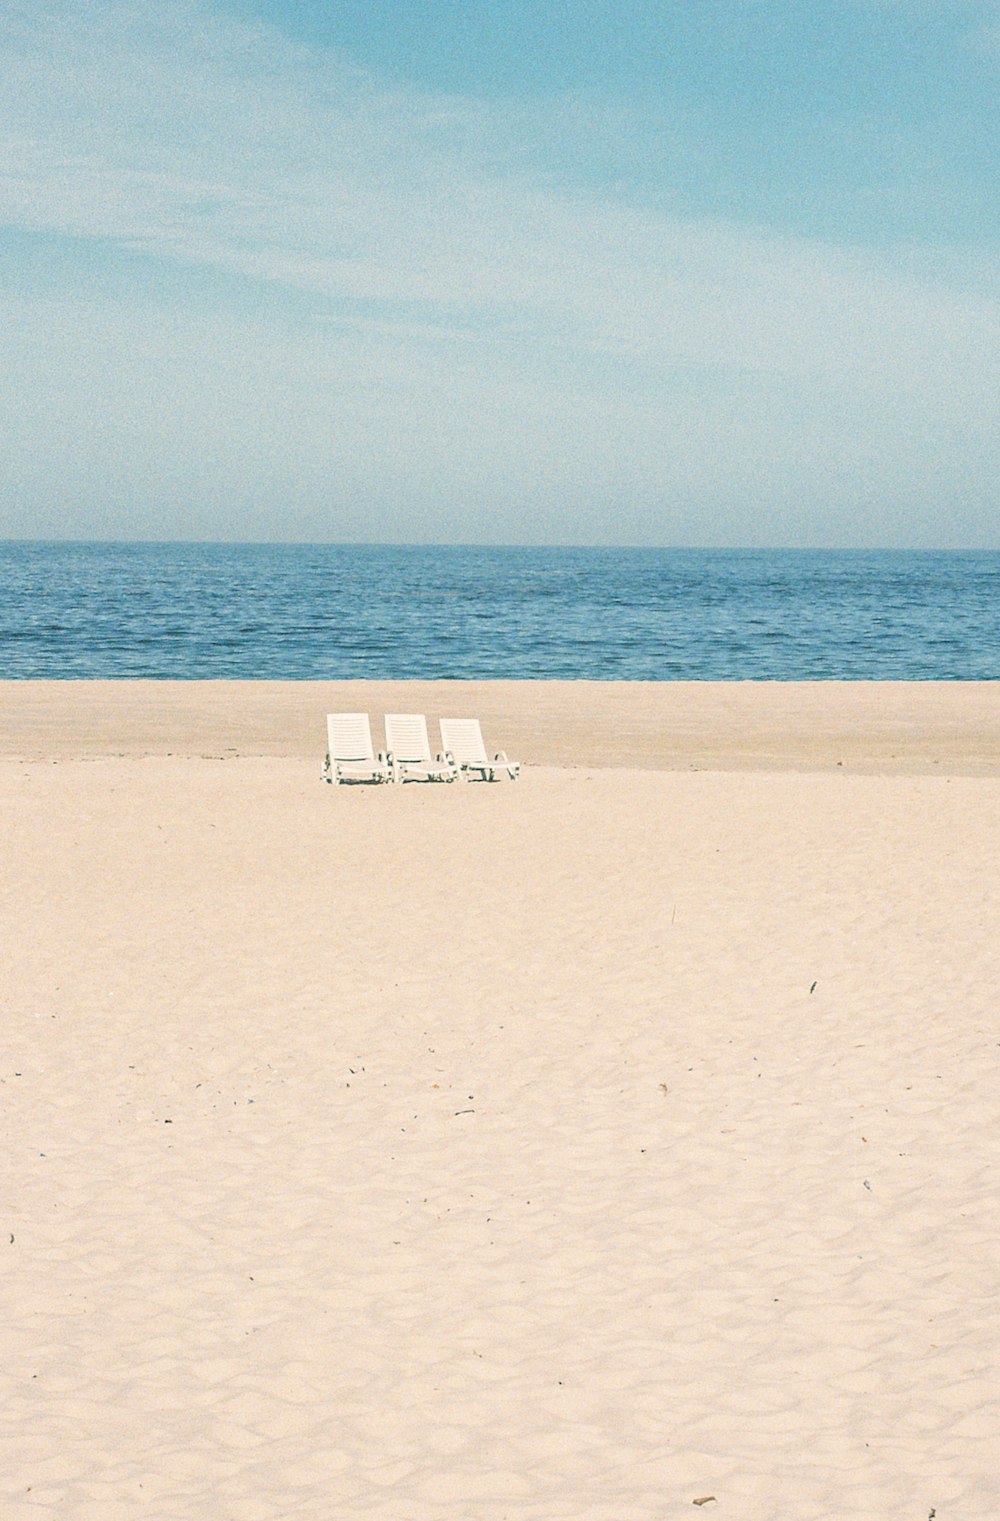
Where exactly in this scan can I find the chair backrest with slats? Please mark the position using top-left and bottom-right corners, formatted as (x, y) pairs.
(439, 718), (488, 767)
(327, 712), (376, 762)
(384, 713), (432, 763)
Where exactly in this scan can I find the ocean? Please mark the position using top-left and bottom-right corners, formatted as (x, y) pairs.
(1, 541), (998, 680)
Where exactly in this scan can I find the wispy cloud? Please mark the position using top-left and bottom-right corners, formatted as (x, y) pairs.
(1, 0), (997, 543)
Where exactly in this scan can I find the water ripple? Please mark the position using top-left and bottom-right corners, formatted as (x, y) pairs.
(1, 542), (998, 679)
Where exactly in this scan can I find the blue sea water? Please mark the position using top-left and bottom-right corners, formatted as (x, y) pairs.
(1, 541), (998, 680)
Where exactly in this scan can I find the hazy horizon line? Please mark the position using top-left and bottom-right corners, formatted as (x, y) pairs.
(3, 538), (998, 555)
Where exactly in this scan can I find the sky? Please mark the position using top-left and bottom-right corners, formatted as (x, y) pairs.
(1, 0), (997, 547)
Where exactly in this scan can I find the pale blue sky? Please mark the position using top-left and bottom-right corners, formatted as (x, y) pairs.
(1, 0), (997, 545)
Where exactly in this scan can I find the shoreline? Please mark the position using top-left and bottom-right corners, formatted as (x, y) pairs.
(2, 678), (998, 773)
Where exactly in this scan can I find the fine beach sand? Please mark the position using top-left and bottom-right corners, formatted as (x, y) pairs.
(2, 681), (999, 1520)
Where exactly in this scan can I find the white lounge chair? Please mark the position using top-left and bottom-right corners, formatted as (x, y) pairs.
(440, 718), (520, 781)
(323, 713), (391, 784)
(385, 713), (459, 783)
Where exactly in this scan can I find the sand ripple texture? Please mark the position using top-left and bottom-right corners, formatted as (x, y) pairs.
(2, 757), (999, 1520)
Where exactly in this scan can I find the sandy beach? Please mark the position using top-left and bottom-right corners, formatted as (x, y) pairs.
(2, 680), (999, 1520)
